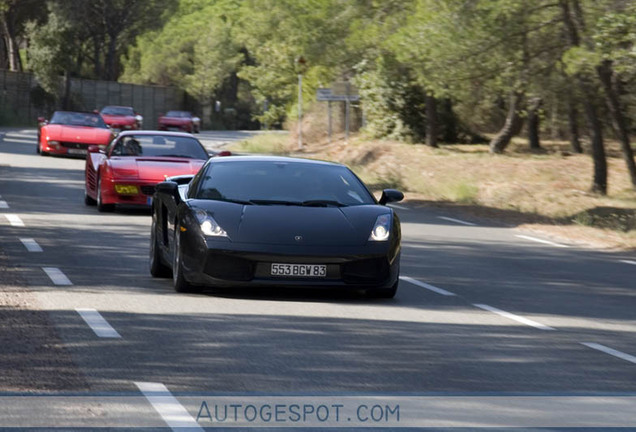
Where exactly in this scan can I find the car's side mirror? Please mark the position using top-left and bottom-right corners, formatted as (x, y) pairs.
(379, 189), (404, 205)
(87, 145), (104, 154)
(156, 181), (180, 203)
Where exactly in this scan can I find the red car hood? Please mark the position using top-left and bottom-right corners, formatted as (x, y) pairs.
(110, 157), (205, 181)
(44, 125), (112, 144)
(102, 114), (136, 125)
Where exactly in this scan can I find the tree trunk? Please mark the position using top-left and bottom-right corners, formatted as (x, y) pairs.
(597, 60), (636, 190)
(93, 35), (102, 79)
(560, 0), (607, 194)
(425, 93), (438, 148)
(567, 98), (583, 153)
(440, 97), (459, 143)
(105, 35), (118, 80)
(489, 91), (524, 154)
(0, 14), (21, 72)
(62, 71), (72, 110)
(527, 97), (542, 150)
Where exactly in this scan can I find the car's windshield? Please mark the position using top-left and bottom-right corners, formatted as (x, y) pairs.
(165, 111), (190, 118)
(101, 106), (134, 116)
(194, 161), (375, 206)
(49, 111), (108, 128)
(109, 135), (208, 159)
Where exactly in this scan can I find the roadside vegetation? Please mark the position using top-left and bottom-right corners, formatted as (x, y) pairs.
(231, 132), (636, 250)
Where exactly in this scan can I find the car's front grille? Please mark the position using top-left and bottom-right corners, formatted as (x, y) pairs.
(341, 257), (389, 283)
(60, 142), (90, 149)
(204, 253), (254, 281)
(140, 186), (155, 196)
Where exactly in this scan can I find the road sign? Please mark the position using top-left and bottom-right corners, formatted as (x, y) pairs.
(316, 88), (359, 102)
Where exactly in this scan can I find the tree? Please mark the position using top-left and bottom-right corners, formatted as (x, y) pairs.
(0, 0), (44, 71)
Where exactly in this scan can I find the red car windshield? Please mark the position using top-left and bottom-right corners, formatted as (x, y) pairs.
(101, 106), (134, 116)
(50, 111), (108, 128)
(109, 135), (208, 159)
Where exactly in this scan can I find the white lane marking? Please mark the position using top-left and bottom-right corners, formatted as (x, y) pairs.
(42, 267), (72, 285)
(582, 343), (636, 364)
(388, 203), (409, 210)
(6, 132), (37, 139)
(19, 238), (43, 252)
(515, 234), (568, 248)
(620, 260), (636, 266)
(75, 308), (121, 338)
(400, 276), (456, 296)
(135, 382), (204, 431)
(4, 138), (35, 144)
(0, 200), (8, 209)
(473, 303), (556, 331)
(438, 216), (476, 226)
(5, 214), (24, 227)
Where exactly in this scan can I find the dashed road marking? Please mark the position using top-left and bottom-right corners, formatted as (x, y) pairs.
(42, 267), (72, 285)
(388, 203), (409, 210)
(400, 276), (456, 296)
(515, 234), (568, 248)
(438, 216), (476, 226)
(473, 303), (556, 331)
(135, 382), (204, 431)
(75, 308), (121, 338)
(0, 200), (8, 209)
(5, 214), (24, 227)
(620, 260), (636, 266)
(4, 138), (35, 144)
(581, 343), (636, 365)
(19, 238), (43, 252)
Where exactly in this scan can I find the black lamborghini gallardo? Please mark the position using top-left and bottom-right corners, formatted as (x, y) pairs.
(150, 156), (403, 298)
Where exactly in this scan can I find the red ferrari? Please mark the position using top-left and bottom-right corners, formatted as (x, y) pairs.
(157, 110), (201, 133)
(84, 131), (212, 211)
(100, 106), (143, 131)
(37, 111), (114, 157)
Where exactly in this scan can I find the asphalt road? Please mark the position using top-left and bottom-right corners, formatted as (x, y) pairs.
(1, 128), (635, 429)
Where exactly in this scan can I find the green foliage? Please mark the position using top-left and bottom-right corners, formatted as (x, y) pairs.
(353, 56), (426, 142)
(24, 3), (72, 95)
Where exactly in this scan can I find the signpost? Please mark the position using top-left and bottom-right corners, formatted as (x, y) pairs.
(316, 84), (359, 143)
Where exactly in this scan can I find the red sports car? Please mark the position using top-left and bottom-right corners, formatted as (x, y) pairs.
(37, 111), (114, 157)
(158, 110), (201, 133)
(84, 131), (214, 211)
(100, 106), (143, 131)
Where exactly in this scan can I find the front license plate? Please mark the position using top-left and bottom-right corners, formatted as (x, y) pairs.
(271, 263), (327, 277)
(67, 148), (87, 155)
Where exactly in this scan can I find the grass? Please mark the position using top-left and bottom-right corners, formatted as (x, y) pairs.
(229, 132), (636, 249)
(232, 133), (291, 155)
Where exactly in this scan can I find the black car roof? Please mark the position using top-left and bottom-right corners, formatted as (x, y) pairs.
(116, 130), (196, 138)
(207, 155), (343, 167)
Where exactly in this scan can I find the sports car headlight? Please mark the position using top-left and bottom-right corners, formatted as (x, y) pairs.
(194, 210), (227, 237)
(369, 214), (391, 241)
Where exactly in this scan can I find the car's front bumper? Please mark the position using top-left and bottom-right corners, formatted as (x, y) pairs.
(100, 180), (157, 206)
(180, 235), (400, 290)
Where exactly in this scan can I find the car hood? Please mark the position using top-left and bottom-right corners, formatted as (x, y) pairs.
(191, 200), (391, 246)
(110, 157), (205, 180)
(102, 114), (136, 124)
(44, 125), (112, 143)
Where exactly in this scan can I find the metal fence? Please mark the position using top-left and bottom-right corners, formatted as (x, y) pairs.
(0, 69), (186, 129)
